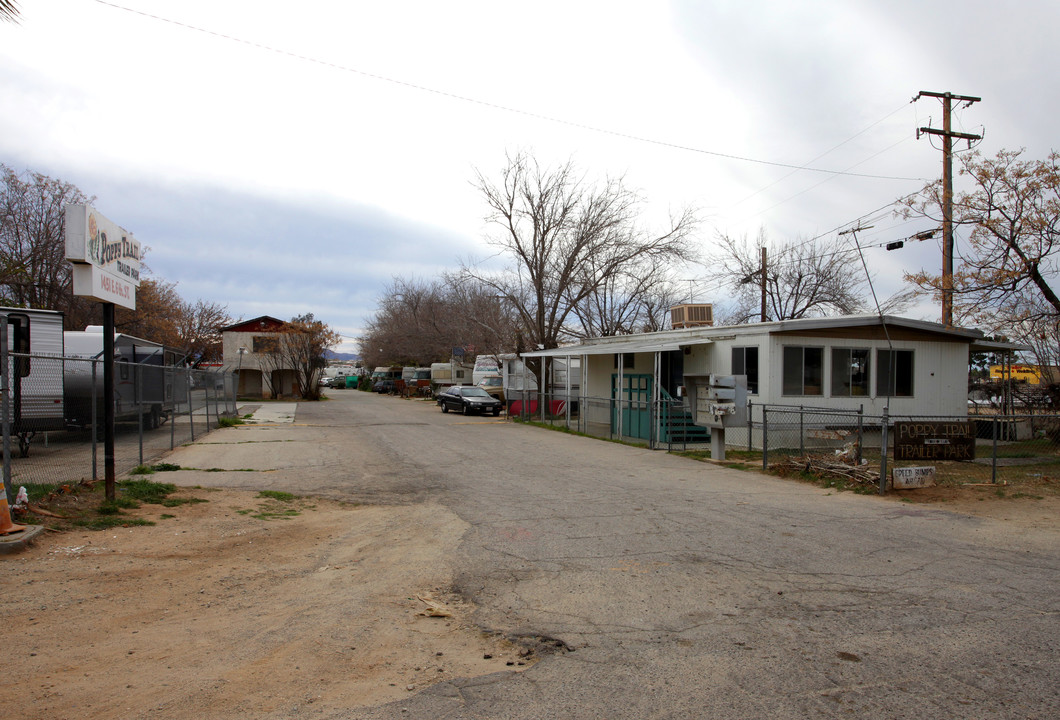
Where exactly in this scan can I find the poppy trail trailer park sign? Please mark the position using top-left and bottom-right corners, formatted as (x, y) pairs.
(892, 421), (975, 489)
(894, 421), (976, 461)
(65, 204), (140, 310)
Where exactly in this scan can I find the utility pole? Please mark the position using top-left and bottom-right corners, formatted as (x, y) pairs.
(914, 90), (982, 327)
(738, 247), (769, 322)
(760, 246), (767, 322)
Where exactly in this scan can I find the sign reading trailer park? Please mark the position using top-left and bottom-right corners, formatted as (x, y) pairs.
(894, 421), (976, 461)
(65, 204), (141, 310)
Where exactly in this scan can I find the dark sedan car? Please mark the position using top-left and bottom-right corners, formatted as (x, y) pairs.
(373, 379), (396, 394)
(437, 385), (503, 416)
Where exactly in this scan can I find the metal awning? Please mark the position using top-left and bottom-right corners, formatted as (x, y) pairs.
(969, 338), (1032, 353)
(520, 337), (702, 358)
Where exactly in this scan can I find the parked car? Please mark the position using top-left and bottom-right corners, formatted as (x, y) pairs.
(437, 385), (503, 416)
(373, 379), (396, 394)
(477, 375), (504, 402)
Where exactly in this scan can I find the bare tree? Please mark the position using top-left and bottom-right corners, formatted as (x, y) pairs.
(568, 257), (680, 338)
(177, 298), (232, 365)
(0, 164), (91, 313)
(359, 275), (518, 366)
(639, 281), (687, 333)
(258, 314), (338, 400)
(709, 230), (882, 323)
(465, 151), (698, 353)
(1, 1), (20, 23)
(111, 278), (231, 363)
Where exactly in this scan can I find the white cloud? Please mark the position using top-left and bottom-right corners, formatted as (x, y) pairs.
(2, 0), (1058, 355)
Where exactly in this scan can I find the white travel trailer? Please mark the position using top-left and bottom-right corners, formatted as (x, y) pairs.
(501, 353), (580, 414)
(1, 307), (66, 456)
(429, 360), (473, 393)
(64, 327), (181, 430)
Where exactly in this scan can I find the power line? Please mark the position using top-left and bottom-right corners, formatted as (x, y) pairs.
(737, 135), (918, 225)
(93, 0), (924, 182)
(731, 102), (917, 208)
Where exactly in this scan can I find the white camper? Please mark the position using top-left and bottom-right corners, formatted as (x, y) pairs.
(1, 307), (66, 455)
(429, 360), (473, 393)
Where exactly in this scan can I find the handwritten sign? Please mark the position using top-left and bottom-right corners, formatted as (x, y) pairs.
(894, 421), (975, 461)
(893, 466), (936, 489)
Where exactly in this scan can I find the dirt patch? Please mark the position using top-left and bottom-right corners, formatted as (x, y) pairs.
(890, 482), (1060, 530)
(2, 487), (532, 719)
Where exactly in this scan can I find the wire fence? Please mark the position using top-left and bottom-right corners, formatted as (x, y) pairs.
(505, 390), (710, 449)
(3, 352), (236, 503)
(503, 389), (1060, 492)
(752, 404), (1060, 491)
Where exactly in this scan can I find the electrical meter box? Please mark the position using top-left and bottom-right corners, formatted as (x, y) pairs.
(684, 374), (748, 429)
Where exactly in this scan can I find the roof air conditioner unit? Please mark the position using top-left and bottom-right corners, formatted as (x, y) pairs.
(670, 303), (714, 329)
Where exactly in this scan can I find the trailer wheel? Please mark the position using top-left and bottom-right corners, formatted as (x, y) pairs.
(149, 406), (161, 430)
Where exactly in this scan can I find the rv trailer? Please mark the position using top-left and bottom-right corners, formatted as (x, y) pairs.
(64, 327), (182, 431)
(0, 307), (66, 456)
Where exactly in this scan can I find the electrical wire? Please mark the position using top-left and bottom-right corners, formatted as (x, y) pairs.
(737, 135), (918, 225)
(92, 0), (925, 182)
(731, 102), (917, 208)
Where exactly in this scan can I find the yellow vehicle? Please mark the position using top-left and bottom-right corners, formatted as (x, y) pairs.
(989, 365), (1043, 384)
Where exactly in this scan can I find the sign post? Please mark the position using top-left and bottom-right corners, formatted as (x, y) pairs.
(65, 204), (140, 501)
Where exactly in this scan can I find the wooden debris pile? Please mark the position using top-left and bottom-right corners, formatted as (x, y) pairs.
(772, 454), (880, 487)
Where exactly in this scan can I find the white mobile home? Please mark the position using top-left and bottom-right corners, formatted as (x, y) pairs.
(520, 315), (1022, 447)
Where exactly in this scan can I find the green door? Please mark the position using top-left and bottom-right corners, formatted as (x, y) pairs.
(611, 373), (652, 440)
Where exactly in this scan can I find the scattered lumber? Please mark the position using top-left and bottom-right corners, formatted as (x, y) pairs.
(772, 454), (880, 487)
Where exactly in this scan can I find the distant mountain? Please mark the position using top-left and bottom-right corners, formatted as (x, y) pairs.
(324, 352), (362, 362)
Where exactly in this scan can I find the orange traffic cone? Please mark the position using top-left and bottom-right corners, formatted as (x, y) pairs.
(0, 487), (26, 536)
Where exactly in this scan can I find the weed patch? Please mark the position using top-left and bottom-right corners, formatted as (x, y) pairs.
(118, 478), (178, 504)
(258, 490), (296, 502)
(73, 516), (155, 530)
(252, 508), (301, 520)
(160, 496), (209, 507)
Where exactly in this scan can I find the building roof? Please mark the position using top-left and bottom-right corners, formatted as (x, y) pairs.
(520, 315), (1030, 358)
(221, 316), (287, 333)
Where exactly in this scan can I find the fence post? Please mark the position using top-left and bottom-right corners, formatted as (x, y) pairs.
(1, 320), (11, 506)
(878, 406), (889, 495)
(991, 416), (998, 484)
(170, 368), (176, 451)
(747, 400), (754, 452)
(799, 405), (804, 456)
(91, 361), (98, 482)
(136, 364), (144, 467)
(187, 369), (195, 442)
(205, 371), (214, 429)
(856, 404), (864, 466)
(762, 405), (769, 471)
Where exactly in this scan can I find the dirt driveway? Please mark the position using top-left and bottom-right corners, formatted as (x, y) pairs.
(6, 476), (1057, 719)
(3, 488), (533, 719)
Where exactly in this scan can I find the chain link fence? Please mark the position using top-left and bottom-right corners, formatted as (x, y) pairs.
(503, 388), (1060, 493)
(506, 390), (711, 450)
(3, 352), (236, 502)
(751, 404), (1060, 492)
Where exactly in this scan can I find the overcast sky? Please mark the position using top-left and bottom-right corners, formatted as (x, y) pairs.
(2, 1), (1057, 354)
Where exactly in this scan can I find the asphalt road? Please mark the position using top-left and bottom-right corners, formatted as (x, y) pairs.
(172, 390), (1060, 719)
